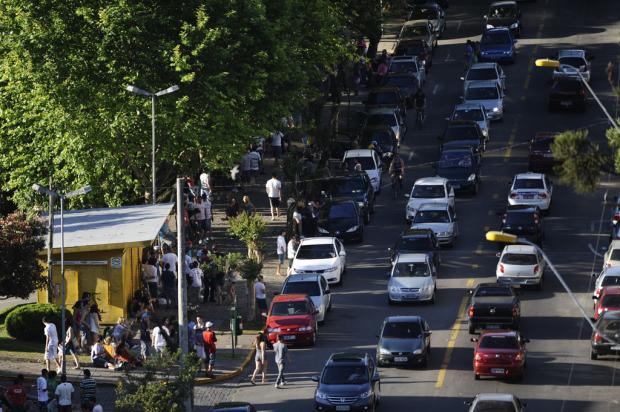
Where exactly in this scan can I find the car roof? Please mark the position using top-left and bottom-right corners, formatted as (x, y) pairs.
(502, 245), (538, 254)
(476, 282), (511, 289)
(466, 80), (500, 89)
(559, 49), (586, 58)
(395, 253), (429, 263)
(418, 202), (449, 211)
(475, 393), (517, 402)
(344, 149), (374, 157)
(272, 293), (309, 303)
(414, 176), (447, 185)
(469, 62), (498, 70)
(285, 273), (322, 283)
(299, 237), (336, 246)
(384, 315), (422, 323)
(601, 266), (620, 276)
(505, 205), (540, 213)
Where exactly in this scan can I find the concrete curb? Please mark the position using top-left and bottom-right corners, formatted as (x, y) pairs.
(194, 347), (255, 385)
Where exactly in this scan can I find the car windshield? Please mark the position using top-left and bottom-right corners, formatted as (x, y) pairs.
(559, 57), (586, 69)
(368, 92), (398, 105)
(602, 295), (620, 307)
(395, 237), (433, 252)
(411, 184), (445, 198)
(489, 6), (517, 18)
(382, 321), (422, 338)
(331, 179), (365, 195)
(467, 68), (498, 81)
(531, 138), (554, 151)
(390, 61), (418, 73)
(438, 152), (473, 168)
(466, 87), (499, 100)
(513, 178), (544, 190)
(282, 281), (321, 296)
(501, 253), (538, 265)
(367, 113), (397, 127)
(344, 156), (375, 170)
(402, 25), (428, 37)
(472, 401), (516, 412)
(384, 76), (415, 88)
(479, 335), (519, 349)
(413, 210), (450, 224)
(296, 244), (336, 260)
(599, 319), (620, 333)
(323, 203), (356, 220)
(482, 32), (511, 45)
(270, 300), (309, 316)
(396, 44), (425, 56)
(453, 109), (484, 121)
(393, 262), (430, 277)
(444, 126), (481, 141)
(610, 250), (620, 261)
(322, 365), (369, 385)
(504, 212), (537, 226)
(364, 131), (393, 147)
(411, 8), (437, 20)
(602, 276), (620, 287)
(475, 286), (513, 297)
(553, 80), (582, 91)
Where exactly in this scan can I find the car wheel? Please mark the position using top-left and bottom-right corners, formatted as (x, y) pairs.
(420, 354), (428, 368)
(468, 324), (475, 334)
(474, 374), (480, 380)
(591, 351), (598, 360)
(429, 291), (435, 304)
(536, 276), (543, 291)
(427, 344), (431, 355)
(310, 332), (316, 347)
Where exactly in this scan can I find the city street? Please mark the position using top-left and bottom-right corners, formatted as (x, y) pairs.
(226, 0), (620, 410)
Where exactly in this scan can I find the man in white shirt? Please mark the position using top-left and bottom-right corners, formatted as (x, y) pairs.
(287, 237), (299, 275)
(255, 276), (267, 317)
(55, 374), (74, 412)
(42, 317), (61, 372)
(189, 261), (203, 308)
(162, 245), (178, 275)
(199, 170), (212, 197)
(37, 369), (49, 409)
(276, 231), (287, 276)
(265, 173), (282, 220)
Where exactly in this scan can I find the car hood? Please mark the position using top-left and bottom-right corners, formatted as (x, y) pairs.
(317, 383), (371, 398)
(486, 17), (517, 28)
(389, 276), (433, 289)
(379, 337), (424, 353)
(331, 193), (366, 203)
(436, 167), (473, 180)
(318, 218), (358, 232)
(480, 42), (512, 53)
(293, 257), (338, 271)
(465, 98), (501, 111)
(267, 315), (312, 327)
(407, 197), (447, 210)
(411, 222), (453, 233)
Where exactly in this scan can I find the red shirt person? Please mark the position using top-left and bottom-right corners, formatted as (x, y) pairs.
(6, 375), (27, 410)
(202, 322), (217, 377)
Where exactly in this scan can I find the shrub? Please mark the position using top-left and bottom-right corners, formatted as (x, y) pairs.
(0, 303), (28, 325)
(5, 303), (71, 342)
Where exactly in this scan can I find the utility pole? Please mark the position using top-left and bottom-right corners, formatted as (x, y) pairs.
(46, 175), (55, 303)
(176, 178), (191, 411)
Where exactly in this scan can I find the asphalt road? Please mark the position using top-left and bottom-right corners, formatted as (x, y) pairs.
(229, 0), (620, 410)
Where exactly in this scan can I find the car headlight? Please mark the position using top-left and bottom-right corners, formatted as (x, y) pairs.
(268, 327), (281, 333)
(389, 286), (400, 293)
(407, 205), (416, 212)
(482, 129), (489, 137)
(325, 266), (338, 272)
(317, 227), (329, 234)
(468, 173), (476, 182)
(357, 201), (366, 209)
(510, 22), (519, 29)
(371, 177), (379, 183)
(486, 24), (494, 29)
(298, 326), (313, 332)
(492, 107), (499, 112)
(413, 348), (423, 355)
(438, 231), (451, 237)
(316, 390), (328, 400)
(359, 390), (372, 399)
(379, 347), (391, 355)
(346, 225), (359, 233)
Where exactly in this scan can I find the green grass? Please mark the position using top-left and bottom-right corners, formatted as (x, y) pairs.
(0, 325), (89, 363)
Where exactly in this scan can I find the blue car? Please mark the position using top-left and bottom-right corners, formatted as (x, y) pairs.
(478, 28), (516, 64)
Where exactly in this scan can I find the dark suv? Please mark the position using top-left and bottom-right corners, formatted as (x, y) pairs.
(499, 205), (544, 245)
(439, 120), (486, 154)
(326, 174), (375, 224)
(528, 132), (559, 172)
(548, 78), (586, 112)
(388, 228), (440, 268)
(312, 352), (381, 411)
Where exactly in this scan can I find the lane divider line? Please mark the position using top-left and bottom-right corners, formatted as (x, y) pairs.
(435, 278), (474, 389)
(503, 127), (518, 161)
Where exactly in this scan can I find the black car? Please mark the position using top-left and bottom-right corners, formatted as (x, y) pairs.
(528, 132), (560, 172)
(360, 126), (398, 163)
(591, 310), (620, 360)
(499, 205), (544, 245)
(408, 0), (449, 9)
(312, 352), (381, 412)
(317, 200), (364, 242)
(548, 78), (586, 112)
(484, 1), (522, 37)
(435, 147), (480, 194)
(212, 403), (257, 412)
(439, 120), (486, 154)
(394, 39), (433, 69)
(326, 174), (375, 224)
(376, 315), (432, 368)
(382, 72), (418, 100)
(365, 87), (408, 118)
(468, 283), (521, 334)
(389, 228), (441, 268)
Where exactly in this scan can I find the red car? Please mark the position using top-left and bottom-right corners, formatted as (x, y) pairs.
(471, 330), (528, 381)
(594, 286), (620, 320)
(266, 294), (318, 346)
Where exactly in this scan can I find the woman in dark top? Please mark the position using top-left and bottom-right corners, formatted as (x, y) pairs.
(225, 197), (240, 220)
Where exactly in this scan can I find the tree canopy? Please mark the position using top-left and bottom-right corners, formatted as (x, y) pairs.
(0, 0), (351, 210)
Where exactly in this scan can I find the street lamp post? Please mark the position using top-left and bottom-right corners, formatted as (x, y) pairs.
(486, 230), (618, 345)
(126, 84), (180, 204)
(32, 183), (92, 374)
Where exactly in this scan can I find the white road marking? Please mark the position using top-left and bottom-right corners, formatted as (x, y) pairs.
(432, 84), (439, 95)
(588, 243), (605, 258)
(408, 151), (414, 161)
(445, 53), (451, 62)
(456, 21), (462, 33)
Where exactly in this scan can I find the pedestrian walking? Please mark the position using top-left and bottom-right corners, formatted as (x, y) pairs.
(55, 374), (74, 412)
(271, 131), (283, 162)
(139, 305), (152, 358)
(224, 196), (240, 220)
(276, 231), (287, 276)
(248, 146), (261, 185)
(265, 173), (282, 220)
(37, 369), (49, 411)
(143, 255), (159, 305)
(202, 322), (217, 377)
(162, 245), (178, 276)
(292, 207), (303, 238)
(465, 40), (474, 70)
(273, 335), (290, 388)
(287, 236), (299, 275)
(161, 263), (177, 309)
(194, 317), (206, 369)
(60, 318), (81, 371)
(250, 332), (268, 384)
(202, 193), (213, 238)
(79, 369), (96, 406)
(255, 275), (267, 318)
(43, 317), (61, 372)
(189, 261), (203, 308)
(199, 169), (212, 198)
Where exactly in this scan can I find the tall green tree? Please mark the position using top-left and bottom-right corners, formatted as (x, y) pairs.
(552, 130), (607, 193)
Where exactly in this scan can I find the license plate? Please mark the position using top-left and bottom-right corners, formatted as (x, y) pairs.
(394, 356), (408, 362)
(523, 194), (534, 199)
(611, 345), (620, 351)
(283, 335), (296, 341)
(486, 324), (500, 329)
(406, 294), (419, 299)
(560, 101), (572, 107)
(491, 368), (505, 374)
(336, 406), (351, 411)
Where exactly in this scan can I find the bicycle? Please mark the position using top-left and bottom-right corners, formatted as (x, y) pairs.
(391, 173), (403, 199)
(415, 106), (425, 129)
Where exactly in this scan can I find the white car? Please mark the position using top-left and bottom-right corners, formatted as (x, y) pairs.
(405, 177), (455, 222)
(281, 273), (331, 323)
(466, 393), (525, 412)
(365, 108), (406, 144)
(388, 55), (426, 87)
(463, 80), (504, 121)
(603, 240), (620, 268)
(462, 62), (506, 95)
(508, 172), (553, 211)
(387, 253), (437, 304)
(448, 103), (491, 141)
(496, 245), (545, 288)
(343, 149), (383, 193)
(291, 237), (346, 285)
(553, 49), (592, 83)
(592, 266), (620, 308)
(410, 202), (459, 246)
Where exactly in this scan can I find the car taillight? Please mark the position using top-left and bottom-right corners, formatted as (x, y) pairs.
(510, 192), (517, 199)
(538, 193), (547, 199)
(613, 213), (620, 225)
(469, 305), (475, 318)
(474, 353), (483, 362)
(499, 264), (505, 273)
(512, 304), (519, 317)
(533, 265), (539, 274)
(594, 332), (603, 343)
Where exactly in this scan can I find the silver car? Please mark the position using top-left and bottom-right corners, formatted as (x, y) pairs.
(387, 253), (437, 304)
(410, 202), (459, 246)
(463, 80), (504, 121)
(553, 49), (592, 82)
(400, 19), (438, 49)
(448, 103), (490, 141)
(461, 62), (506, 94)
(465, 393), (526, 412)
(388, 55), (426, 87)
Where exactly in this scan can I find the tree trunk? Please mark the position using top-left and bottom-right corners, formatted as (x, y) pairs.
(246, 279), (256, 322)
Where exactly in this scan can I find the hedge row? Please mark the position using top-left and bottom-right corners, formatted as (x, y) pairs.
(5, 303), (71, 342)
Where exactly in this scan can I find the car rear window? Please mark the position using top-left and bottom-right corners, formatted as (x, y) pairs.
(466, 68), (497, 81)
(270, 300), (309, 316)
(488, 6), (517, 18)
(610, 250), (620, 261)
(444, 126), (481, 141)
(559, 57), (586, 69)
(553, 80), (582, 92)
(465, 87), (499, 100)
(382, 321), (422, 338)
(330, 178), (365, 195)
(475, 286), (513, 297)
(602, 276), (620, 287)
(501, 253), (537, 265)
(396, 44), (425, 56)
(282, 281), (321, 296)
(439, 151), (473, 168)
(344, 156), (375, 170)
(410, 8), (438, 20)
(453, 108), (484, 122)
(479, 335), (519, 349)
(504, 212), (537, 226)
(513, 178), (544, 190)
(402, 25), (428, 37)
(393, 262), (430, 277)
(472, 400), (517, 412)
(384, 76), (415, 88)
(482, 32), (511, 44)
(599, 319), (620, 332)
(396, 237), (433, 251)
(322, 365), (369, 385)
(602, 295), (620, 307)
(390, 61), (418, 73)
(296, 244), (336, 260)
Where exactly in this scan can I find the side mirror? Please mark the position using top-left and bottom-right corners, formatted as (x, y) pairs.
(470, 337), (478, 342)
(592, 295), (598, 300)
(591, 272), (598, 278)
(387, 247), (392, 252)
(404, 193), (410, 198)
(459, 76), (465, 81)
(468, 289), (474, 295)
(325, 289), (331, 294)
(521, 338), (530, 343)
(464, 400), (473, 406)
(311, 375), (319, 382)
(339, 251), (346, 257)
(496, 252), (501, 258)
